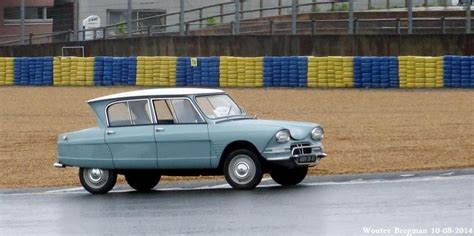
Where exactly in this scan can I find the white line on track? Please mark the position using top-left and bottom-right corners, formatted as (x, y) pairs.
(3, 174), (473, 196)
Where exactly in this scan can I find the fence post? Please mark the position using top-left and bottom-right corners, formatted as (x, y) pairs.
(348, 0), (354, 34)
(259, 0), (264, 18)
(269, 20), (274, 35)
(102, 28), (107, 39)
(230, 21), (235, 35)
(199, 9), (203, 29)
(441, 17), (445, 34)
(311, 19), (316, 35)
(147, 25), (151, 36)
(354, 18), (358, 34)
(278, 0), (282, 15)
(68, 30), (72, 42)
(331, 2), (336, 11)
(93, 29), (97, 40)
(291, 0), (297, 34)
(407, 0), (413, 34)
(185, 22), (190, 35)
(29, 33), (33, 45)
(20, 0), (25, 44)
(127, 0), (132, 38)
(296, 0), (300, 13)
(466, 0), (471, 34)
(424, 0), (428, 7)
(368, 0), (372, 9)
(234, 0), (240, 35)
(387, 0), (390, 9)
(179, 0), (185, 35)
(220, 4), (224, 23)
(396, 17), (401, 34)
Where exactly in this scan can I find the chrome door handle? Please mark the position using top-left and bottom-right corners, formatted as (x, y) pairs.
(155, 127), (165, 132)
(106, 130), (116, 135)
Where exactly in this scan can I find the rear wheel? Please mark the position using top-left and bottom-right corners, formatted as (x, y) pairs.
(224, 149), (263, 190)
(79, 168), (117, 194)
(125, 172), (161, 192)
(270, 166), (308, 186)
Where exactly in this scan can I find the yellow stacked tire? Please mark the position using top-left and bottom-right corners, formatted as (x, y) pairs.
(406, 56), (416, 88)
(219, 56), (230, 87)
(254, 57), (263, 87)
(435, 56), (444, 88)
(424, 57), (436, 88)
(76, 58), (86, 86)
(307, 56), (317, 87)
(5, 58), (14, 85)
(53, 57), (62, 86)
(342, 57), (353, 87)
(169, 57), (177, 87)
(85, 57), (94, 86)
(227, 57), (238, 87)
(244, 58), (255, 87)
(0, 58), (5, 85)
(61, 57), (71, 86)
(398, 56), (408, 88)
(144, 57), (154, 86)
(237, 57), (246, 87)
(136, 56), (146, 86)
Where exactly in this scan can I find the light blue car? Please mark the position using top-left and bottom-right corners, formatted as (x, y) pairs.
(55, 88), (327, 194)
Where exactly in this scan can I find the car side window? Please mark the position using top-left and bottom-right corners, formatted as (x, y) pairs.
(153, 98), (204, 124)
(107, 100), (152, 127)
(153, 100), (175, 124)
(107, 102), (131, 127)
(128, 100), (152, 125)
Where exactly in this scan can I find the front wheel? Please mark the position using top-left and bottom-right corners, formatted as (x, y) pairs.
(79, 168), (117, 194)
(224, 149), (263, 190)
(125, 172), (161, 192)
(270, 166), (308, 186)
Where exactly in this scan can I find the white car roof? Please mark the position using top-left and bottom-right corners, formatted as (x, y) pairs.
(88, 88), (225, 103)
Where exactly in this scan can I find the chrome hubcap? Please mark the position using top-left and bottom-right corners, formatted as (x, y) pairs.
(235, 162), (250, 178)
(89, 169), (103, 183)
(83, 168), (109, 189)
(228, 154), (256, 184)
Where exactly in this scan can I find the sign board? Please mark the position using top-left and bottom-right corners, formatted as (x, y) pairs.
(191, 58), (198, 67)
(82, 15), (101, 40)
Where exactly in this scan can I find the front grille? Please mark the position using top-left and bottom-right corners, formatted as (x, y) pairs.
(290, 143), (312, 155)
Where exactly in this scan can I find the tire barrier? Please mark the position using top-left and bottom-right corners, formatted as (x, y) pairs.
(0, 56), (473, 88)
(136, 56), (176, 87)
(399, 56), (443, 88)
(53, 57), (94, 86)
(263, 57), (306, 87)
(354, 57), (399, 88)
(443, 56), (474, 88)
(307, 56), (353, 88)
(0, 57), (14, 85)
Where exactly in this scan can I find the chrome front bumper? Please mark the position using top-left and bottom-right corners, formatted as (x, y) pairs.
(263, 145), (327, 166)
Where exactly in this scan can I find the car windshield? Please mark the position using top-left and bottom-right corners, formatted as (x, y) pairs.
(196, 94), (245, 119)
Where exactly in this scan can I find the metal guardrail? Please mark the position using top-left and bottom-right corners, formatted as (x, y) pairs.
(1, 0), (472, 46)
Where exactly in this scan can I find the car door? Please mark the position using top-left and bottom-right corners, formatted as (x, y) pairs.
(105, 99), (157, 169)
(152, 98), (211, 169)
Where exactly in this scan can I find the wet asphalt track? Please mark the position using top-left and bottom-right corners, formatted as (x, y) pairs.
(0, 169), (473, 236)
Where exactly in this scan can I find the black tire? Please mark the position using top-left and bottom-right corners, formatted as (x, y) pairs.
(224, 149), (263, 190)
(125, 172), (161, 192)
(79, 168), (117, 194)
(270, 166), (308, 186)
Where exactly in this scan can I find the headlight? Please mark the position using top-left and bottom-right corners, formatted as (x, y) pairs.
(275, 130), (290, 143)
(311, 127), (324, 140)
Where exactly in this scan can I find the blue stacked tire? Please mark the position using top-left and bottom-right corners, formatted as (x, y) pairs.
(34, 57), (43, 86)
(192, 58), (202, 87)
(273, 57), (282, 87)
(353, 57), (362, 88)
(21, 58), (31, 85)
(176, 57), (188, 86)
(460, 56), (470, 88)
(13, 58), (21, 85)
(185, 58), (193, 86)
(379, 57), (389, 88)
(470, 56), (474, 88)
(94, 56), (105, 86)
(263, 57), (273, 87)
(280, 57), (290, 87)
(388, 57), (399, 88)
(103, 57), (113, 86)
(209, 57), (220, 87)
(120, 58), (128, 85)
(289, 56), (298, 87)
(443, 56), (453, 88)
(112, 57), (122, 86)
(451, 56), (461, 88)
(360, 57), (372, 88)
(200, 58), (209, 87)
(43, 57), (54, 85)
(297, 56), (307, 87)
(127, 57), (137, 85)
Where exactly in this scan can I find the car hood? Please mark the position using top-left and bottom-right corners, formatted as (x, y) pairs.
(217, 118), (320, 140)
